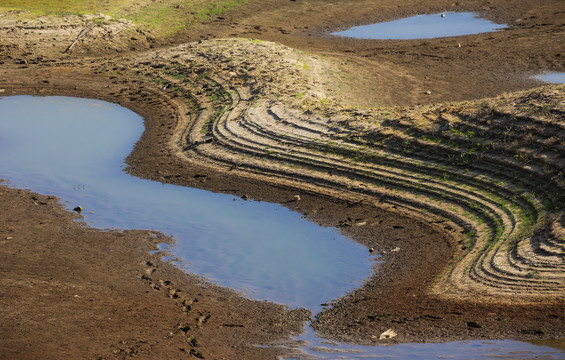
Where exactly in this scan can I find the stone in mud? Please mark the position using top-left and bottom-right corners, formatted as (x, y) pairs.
(379, 328), (397, 340)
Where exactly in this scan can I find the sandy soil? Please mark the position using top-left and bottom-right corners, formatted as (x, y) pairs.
(1, 0), (564, 358)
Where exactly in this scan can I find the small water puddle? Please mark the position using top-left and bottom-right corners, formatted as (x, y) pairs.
(534, 72), (565, 84)
(331, 12), (508, 40)
(288, 325), (565, 359)
(0, 95), (374, 312)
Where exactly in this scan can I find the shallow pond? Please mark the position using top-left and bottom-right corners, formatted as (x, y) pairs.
(0, 95), (375, 312)
(1, 96), (563, 359)
(291, 326), (565, 359)
(534, 72), (565, 84)
(331, 12), (508, 40)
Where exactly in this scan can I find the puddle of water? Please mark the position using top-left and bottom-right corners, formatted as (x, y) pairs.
(534, 72), (565, 84)
(331, 12), (508, 40)
(0, 95), (375, 312)
(285, 325), (565, 359)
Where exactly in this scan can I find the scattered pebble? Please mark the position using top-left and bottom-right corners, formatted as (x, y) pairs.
(73, 206), (83, 213)
(241, 194), (249, 201)
(294, 195), (301, 201)
(425, 90), (432, 95)
(6, 237), (13, 240)
(441, 13), (445, 18)
(391, 247), (400, 252)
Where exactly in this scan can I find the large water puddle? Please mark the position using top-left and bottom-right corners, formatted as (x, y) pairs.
(1, 96), (563, 359)
(331, 12), (508, 40)
(0, 95), (374, 312)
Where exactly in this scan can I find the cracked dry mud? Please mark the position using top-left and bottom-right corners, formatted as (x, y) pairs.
(1, 0), (565, 358)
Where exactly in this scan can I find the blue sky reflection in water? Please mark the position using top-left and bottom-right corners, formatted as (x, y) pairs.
(331, 12), (507, 40)
(0, 95), (375, 312)
(534, 72), (565, 84)
(290, 326), (565, 359)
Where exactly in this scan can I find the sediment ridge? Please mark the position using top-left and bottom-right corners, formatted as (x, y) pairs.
(129, 39), (565, 304)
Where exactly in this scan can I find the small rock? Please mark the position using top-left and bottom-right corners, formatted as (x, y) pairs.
(241, 194), (249, 201)
(424, 90), (432, 95)
(293, 195), (301, 201)
(73, 206), (83, 213)
(379, 329), (397, 340)
(369, 247), (375, 253)
(391, 247), (400, 252)
(457, 43), (462, 48)
(6, 237), (13, 240)
(441, 13), (445, 18)
(354, 221), (367, 226)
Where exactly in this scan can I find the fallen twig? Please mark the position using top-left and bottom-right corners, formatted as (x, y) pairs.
(63, 23), (95, 53)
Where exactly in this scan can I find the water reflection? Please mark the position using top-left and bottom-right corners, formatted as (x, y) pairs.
(0, 95), (375, 312)
(289, 325), (565, 359)
(331, 12), (507, 40)
(534, 72), (565, 84)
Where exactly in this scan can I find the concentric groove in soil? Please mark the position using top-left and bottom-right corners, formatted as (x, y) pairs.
(128, 39), (564, 303)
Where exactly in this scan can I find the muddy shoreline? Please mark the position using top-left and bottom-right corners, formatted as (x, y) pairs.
(1, 0), (565, 358)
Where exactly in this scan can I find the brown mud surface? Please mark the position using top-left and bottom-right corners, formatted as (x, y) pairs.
(1, 0), (564, 358)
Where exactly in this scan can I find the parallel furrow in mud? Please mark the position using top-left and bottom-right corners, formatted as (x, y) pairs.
(132, 39), (565, 303)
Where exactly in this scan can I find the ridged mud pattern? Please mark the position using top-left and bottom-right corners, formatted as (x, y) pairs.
(128, 39), (564, 303)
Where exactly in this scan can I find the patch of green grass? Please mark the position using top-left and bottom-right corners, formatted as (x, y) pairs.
(0, 0), (111, 16)
(0, 0), (250, 38)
